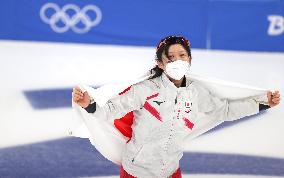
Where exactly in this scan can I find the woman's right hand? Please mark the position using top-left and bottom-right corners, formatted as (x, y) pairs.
(72, 86), (91, 108)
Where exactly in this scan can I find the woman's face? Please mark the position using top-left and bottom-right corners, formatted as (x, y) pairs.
(158, 44), (191, 70)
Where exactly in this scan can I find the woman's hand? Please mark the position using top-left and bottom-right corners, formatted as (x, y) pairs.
(72, 86), (90, 108)
(267, 91), (281, 107)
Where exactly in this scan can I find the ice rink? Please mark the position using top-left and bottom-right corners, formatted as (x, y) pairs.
(0, 40), (283, 177)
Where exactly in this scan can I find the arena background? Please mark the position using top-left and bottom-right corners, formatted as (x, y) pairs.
(0, 0), (283, 177)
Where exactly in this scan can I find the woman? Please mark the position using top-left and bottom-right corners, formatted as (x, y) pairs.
(72, 35), (280, 178)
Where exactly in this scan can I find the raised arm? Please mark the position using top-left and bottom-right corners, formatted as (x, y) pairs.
(73, 84), (145, 122)
(197, 86), (279, 122)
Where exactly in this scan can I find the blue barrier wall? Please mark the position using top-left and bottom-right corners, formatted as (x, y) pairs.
(0, 0), (283, 52)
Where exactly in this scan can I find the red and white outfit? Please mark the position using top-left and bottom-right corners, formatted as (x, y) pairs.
(78, 73), (268, 177)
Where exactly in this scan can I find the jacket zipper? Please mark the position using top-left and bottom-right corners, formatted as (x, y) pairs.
(131, 145), (144, 163)
(175, 92), (178, 104)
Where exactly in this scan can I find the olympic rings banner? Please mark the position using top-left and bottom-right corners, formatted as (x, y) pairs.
(0, 0), (283, 52)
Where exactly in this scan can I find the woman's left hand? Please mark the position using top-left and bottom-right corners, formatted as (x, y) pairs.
(267, 91), (281, 107)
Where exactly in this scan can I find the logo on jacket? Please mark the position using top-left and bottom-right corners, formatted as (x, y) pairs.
(40, 3), (102, 33)
(185, 102), (192, 113)
(153, 100), (165, 106)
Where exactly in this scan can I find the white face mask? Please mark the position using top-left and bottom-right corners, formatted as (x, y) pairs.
(165, 60), (190, 80)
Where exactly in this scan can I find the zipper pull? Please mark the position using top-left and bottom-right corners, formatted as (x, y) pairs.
(175, 96), (177, 104)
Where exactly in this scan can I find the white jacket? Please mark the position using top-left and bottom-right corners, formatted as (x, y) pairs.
(86, 73), (268, 178)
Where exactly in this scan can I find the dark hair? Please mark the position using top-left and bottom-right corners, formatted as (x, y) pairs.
(150, 35), (192, 79)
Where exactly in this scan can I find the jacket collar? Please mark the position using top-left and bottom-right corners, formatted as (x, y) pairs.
(160, 73), (185, 90)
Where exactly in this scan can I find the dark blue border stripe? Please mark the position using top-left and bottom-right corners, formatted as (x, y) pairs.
(23, 88), (73, 109)
(0, 137), (283, 177)
(23, 87), (98, 109)
(180, 151), (284, 176)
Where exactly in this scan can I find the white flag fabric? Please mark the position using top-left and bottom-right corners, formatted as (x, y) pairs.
(69, 73), (268, 165)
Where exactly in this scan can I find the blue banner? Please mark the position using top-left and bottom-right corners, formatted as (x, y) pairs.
(208, 0), (284, 52)
(0, 0), (283, 52)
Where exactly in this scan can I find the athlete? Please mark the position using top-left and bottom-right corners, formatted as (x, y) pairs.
(72, 35), (280, 178)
